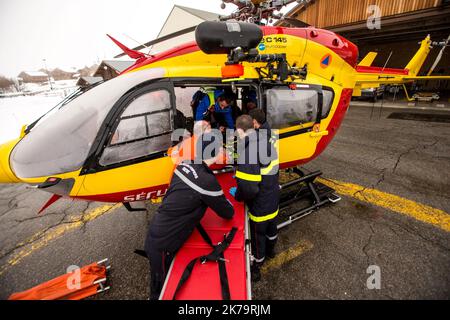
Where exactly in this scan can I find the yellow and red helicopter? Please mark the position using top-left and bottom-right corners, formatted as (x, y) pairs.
(0, 0), (448, 213)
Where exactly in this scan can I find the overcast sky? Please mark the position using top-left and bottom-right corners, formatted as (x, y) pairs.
(0, 0), (236, 77)
(0, 0), (295, 78)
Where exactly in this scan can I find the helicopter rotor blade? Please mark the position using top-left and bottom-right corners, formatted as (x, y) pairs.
(427, 34), (450, 76)
(114, 26), (197, 58)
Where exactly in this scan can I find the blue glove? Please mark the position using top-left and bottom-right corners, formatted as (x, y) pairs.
(229, 187), (237, 197)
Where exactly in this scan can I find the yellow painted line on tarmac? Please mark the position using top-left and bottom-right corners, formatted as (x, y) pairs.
(0, 203), (122, 276)
(317, 178), (450, 232)
(261, 240), (313, 274)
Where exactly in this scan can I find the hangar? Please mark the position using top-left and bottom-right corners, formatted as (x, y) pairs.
(150, 5), (219, 54)
(278, 0), (450, 98)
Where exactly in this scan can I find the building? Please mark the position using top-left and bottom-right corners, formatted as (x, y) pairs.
(17, 71), (49, 83)
(113, 5), (220, 61)
(278, 0), (450, 93)
(92, 60), (135, 80)
(150, 5), (219, 54)
(51, 67), (78, 80)
(76, 76), (103, 87)
(78, 64), (99, 77)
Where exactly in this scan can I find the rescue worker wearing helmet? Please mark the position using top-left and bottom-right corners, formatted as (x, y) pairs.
(144, 132), (235, 300)
(230, 112), (279, 282)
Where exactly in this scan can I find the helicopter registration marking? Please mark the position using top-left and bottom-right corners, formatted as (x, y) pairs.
(259, 36), (288, 50)
(261, 36), (288, 44)
(123, 188), (168, 202)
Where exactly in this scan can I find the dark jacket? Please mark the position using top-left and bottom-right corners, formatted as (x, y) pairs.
(235, 122), (279, 221)
(147, 160), (234, 253)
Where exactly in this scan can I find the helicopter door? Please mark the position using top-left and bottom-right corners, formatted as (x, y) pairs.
(78, 83), (177, 201)
(263, 84), (334, 163)
(99, 89), (173, 166)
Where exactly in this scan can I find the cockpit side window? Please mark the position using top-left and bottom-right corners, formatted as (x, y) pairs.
(99, 89), (173, 166)
(265, 86), (334, 130)
(9, 68), (165, 179)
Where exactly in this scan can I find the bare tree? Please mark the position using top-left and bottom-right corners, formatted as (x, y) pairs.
(0, 75), (14, 92)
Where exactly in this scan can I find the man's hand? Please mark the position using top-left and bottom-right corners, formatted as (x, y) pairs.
(229, 187), (237, 197)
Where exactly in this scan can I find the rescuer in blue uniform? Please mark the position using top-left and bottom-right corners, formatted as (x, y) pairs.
(230, 112), (279, 282)
(194, 88), (235, 131)
(144, 133), (234, 299)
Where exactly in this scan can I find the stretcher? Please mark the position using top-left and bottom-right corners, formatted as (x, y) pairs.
(160, 172), (251, 300)
(278, 168), (341, 229)
(8, 259), (110, 300)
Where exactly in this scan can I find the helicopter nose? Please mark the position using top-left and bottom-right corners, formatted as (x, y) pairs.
(0, 161), (12, 183)
(0, 139), (21, 183)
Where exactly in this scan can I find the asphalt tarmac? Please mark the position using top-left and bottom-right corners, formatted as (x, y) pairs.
(0, 104), (449, 300)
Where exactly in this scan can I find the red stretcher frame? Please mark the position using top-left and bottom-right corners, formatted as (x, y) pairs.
(160, 172), (252, 300)
(8, 259), (110, 300)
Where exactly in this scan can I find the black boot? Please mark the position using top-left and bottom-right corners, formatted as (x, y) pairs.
(266, 241), (276, 260)
(251, 263), (261, 282)
(150, 276), (162, 300)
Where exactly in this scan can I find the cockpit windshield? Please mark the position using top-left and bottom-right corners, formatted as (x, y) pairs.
(10, 68), (165, 179)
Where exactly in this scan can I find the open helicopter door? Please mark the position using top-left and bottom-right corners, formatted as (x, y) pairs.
(77, 79), (178, 205)
(261, 83), (341, 229)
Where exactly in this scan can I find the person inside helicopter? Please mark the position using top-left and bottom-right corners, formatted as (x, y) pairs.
(192, 87), (235, 132)
(241, 88), (258, 115)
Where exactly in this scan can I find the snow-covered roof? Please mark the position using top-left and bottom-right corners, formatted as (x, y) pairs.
(21, 71), (48, 77)
(77, 76), (103, 85)
(58, 67), (78, 74)
(102, 60), (135, 72)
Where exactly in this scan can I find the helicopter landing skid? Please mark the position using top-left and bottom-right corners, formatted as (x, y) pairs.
(122, 202), (147, 212)
(278, 167), (341, 229)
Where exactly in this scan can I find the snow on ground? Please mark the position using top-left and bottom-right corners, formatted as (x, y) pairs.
(19, 80), (78, 94)
(0, 80), (79, 144)
(0, 79), (77, 144)
(0, 93), (66, 144)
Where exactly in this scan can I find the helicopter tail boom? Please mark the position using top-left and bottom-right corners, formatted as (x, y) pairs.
(353, 35), (450, 95)
(405, 35), (432, 76)
(358, 52), (378, 67)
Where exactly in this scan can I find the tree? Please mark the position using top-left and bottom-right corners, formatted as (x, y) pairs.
(78, 64), (99, 77)
(0, 75), (14, 91)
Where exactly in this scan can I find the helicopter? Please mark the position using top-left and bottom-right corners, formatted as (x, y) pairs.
(0, 0), (448, 214)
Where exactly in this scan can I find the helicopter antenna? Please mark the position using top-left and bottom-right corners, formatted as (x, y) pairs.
(114, 26), (197, 58)
(381, 51), (393, 72)
(369, 51), (392, 120)
(122, 34), (150, 52)
(368, 48), (393, 120)
(378, 86), (385, 119)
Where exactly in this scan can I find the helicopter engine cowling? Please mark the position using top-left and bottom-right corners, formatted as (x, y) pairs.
(195, 21), (263, 55)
